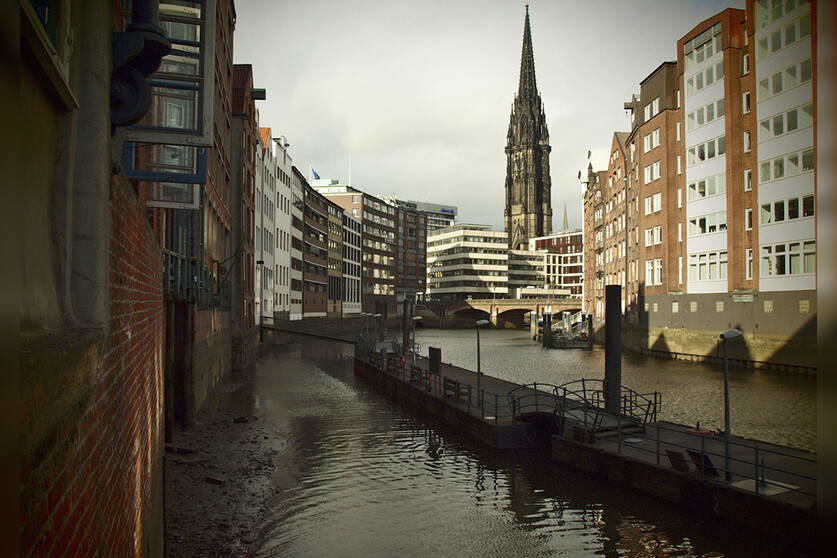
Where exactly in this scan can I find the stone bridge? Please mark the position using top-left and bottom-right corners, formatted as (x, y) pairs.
(417, 298), (583, 329)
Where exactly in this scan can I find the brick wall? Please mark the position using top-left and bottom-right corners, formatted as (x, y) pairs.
(20, 172), (165, 556)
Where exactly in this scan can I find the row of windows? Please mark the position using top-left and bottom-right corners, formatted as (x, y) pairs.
(758, 58), (813, 101)
(758, 103), (813, 142)
(643, 128), (660, 152)
(644, 192), (662, 215)
(687, 173), (726, 201)
(644, 161), (661, 184)
(683, 23), (722, 70)
(756, 11), (811, 60)
(688, 211), (727, 237)
(688, 251), (728, 282)
(685, 61), (724, 97)
(644, 226), (663, 247)
(644, 258), (663, 286)
(686, 98), (725, 132)
(761, 240), (815, 277)
(760, 194), (815, 224)
(759, 147), (814, 183)
(757, 0), (806, 29)
(687, 135), (725, 166)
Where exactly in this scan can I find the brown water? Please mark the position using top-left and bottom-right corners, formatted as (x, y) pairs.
(245, 337), (814, 557)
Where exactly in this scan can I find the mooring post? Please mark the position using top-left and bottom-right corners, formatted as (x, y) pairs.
(587, 313), (593, 349)
(604, 285), (622, 414)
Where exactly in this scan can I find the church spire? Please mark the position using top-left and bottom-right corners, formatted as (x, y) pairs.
(505, 4), (553, 250)
(518, 4), (538, 103)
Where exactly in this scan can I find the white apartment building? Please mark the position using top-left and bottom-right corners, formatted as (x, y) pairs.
(274, 135), (293, 319)
(753, 0), (815, 293)
(683, 21), (729, 295)
(426, 224), (508, 301)
(255, 124), (277, 323)
(342, 211), (362, 315)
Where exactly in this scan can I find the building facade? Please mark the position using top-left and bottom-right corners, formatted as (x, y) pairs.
(255, 126), (276, 323)
(505, 5), (552, 250)
(426, 225), (509, 301)
(289, 167), (305, 320)
(313, 181), (397, 316)
(394, 204), (428, 308)
(326, 198), (344, 317)
(342, 211), (363, 315)
(530, 230), (584, 297)
(301, 176), (329, 317)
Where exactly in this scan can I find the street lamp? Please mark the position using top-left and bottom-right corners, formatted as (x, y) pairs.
(411, 316), (422, 368)
(476, 319), (490, 407)
(720, 328), (742, 482)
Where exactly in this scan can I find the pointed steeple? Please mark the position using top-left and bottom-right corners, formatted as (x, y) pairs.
(562, 202), (569, 231)
(505, 4), (553, 250)
(518, 4), (538, 102)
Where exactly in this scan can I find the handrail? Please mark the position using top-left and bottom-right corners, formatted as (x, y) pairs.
(556, 379), (660, 424)
(353, 349), (817, 500)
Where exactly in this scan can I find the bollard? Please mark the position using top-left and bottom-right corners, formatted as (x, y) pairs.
(604, 285), (622, 414)
(755, 446), (760, 493)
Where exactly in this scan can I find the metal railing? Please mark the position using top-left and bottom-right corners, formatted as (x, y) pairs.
(353, 347), (816, 501)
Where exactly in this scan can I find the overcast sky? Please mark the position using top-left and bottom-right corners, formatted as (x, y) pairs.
(233, 0), (743, 231)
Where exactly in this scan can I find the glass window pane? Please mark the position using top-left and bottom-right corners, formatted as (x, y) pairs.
(758, 37), (769, 59)
(708, 140), (716, 159)
(802, 148), (814, 171)
(800, 14), (811, 37)
(696, 72), (704, 90)
(707, 103), (715, 121)
(785, 65), (798, 88)
(788, 197), (799, 219)
(771, 30), (782, 52)
(801, 59), (812, 82)
(761, 203), (773, 223)
(774, 157), (785, 179)
(761, 162), (772, 182)
(706, 67), (714, 85)
(759, 78), (770, 99)
(698, 144), (705, 161)
(716, 61), (724, 80)
(788, 153), (800, 175)
(718, 136), (725, 155)
(774, 199), (785, 221)
(803, 195), (814, 217)
(785, 22), (796, 45)
(718, 99), (725, 117)
(773, 114), (784, 136)
(800, 103), (814, 127)
(787, 108), (799, 132)
(772, 72), (783, 95)
(760, 119), (771, 141)
(697, 108), (705, 125)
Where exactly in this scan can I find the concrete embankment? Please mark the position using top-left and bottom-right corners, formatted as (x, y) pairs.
(353, 347), (816, 548)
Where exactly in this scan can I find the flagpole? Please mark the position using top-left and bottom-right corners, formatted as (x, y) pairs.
(349, 151), (352, 186)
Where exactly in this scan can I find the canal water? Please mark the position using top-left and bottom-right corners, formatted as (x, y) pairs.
(417, 328), (817, 452)
(242, 336), (814, 557)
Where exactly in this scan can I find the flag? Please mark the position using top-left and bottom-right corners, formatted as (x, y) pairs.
(312, 167), (320, 180)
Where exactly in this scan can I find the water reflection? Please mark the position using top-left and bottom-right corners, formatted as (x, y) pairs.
(250, 339), (809, 557)
(416, 328), (816, 451)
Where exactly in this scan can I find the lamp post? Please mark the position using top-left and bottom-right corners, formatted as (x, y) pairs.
(720, 328), (742, 482)
(411, 316), (422, 368)
(476, 319), (489, 407)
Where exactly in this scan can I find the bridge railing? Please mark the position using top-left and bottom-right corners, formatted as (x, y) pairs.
(556, 379), (660, 425)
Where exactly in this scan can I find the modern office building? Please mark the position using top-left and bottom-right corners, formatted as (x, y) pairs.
(394, 204), (428, 308)
(382, 197), (457, 232)
(342, 212), (363, 315)
(426, 224), (509, 301)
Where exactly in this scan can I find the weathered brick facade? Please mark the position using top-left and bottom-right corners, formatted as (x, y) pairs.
(21, 171), (165, 557)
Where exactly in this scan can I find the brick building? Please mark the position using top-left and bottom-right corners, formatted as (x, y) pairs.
(582, 2), (817, 369)
(529, 230), (584, 297)
(300, 172), (329, 317)
(231, 64), (260, 369)
(326, 198), (344, 317)
(20, 0), (172, 554)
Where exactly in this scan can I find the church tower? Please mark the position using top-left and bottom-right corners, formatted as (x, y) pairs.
(505, 4), (552, 250)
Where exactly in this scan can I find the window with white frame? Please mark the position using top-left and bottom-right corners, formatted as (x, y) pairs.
(687, 135), (726, 166)
(652, 128), (661, 148)
(688, 211), (727, 237)
(677, 155), (682, 175)
(743, 52), (750, 74)
(644, 165), (652, 184)
(654, 259), (663, 285)
(687, 98), (725, 131)
(676, 121), (681, 141)
(756, 12), (812, 59)
(760, 194), (815, 224)
(644, 196), (653, 215)
(643, 134), (652, 153)
(744, 131), (751, 152)
(746, 248), (753, 280)
(685, 61), (724, 96)
(744, 169), (752, 191)
(758, 58), (812, 101)
(743, 91), (751, 114)
(759, 147), (815, 183)
(745, 208), (753, 230)
(758, 102), (814, 142)
(653, 192), (662, 212)
(761, 240), (815, 277)
(677, 188), (682, 208)
(652, 161), (661, 181)
(688, 173), (727, 201)
(688, 250), (728, 281)
(684, 22), (722, 70)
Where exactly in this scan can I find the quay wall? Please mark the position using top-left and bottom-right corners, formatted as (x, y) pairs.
(550, 436), (815, 546)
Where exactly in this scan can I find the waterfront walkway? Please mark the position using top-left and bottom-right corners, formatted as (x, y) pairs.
(362, 341), (816, 512)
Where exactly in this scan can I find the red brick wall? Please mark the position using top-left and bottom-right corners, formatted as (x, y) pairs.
(20, 172), (165, 556)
